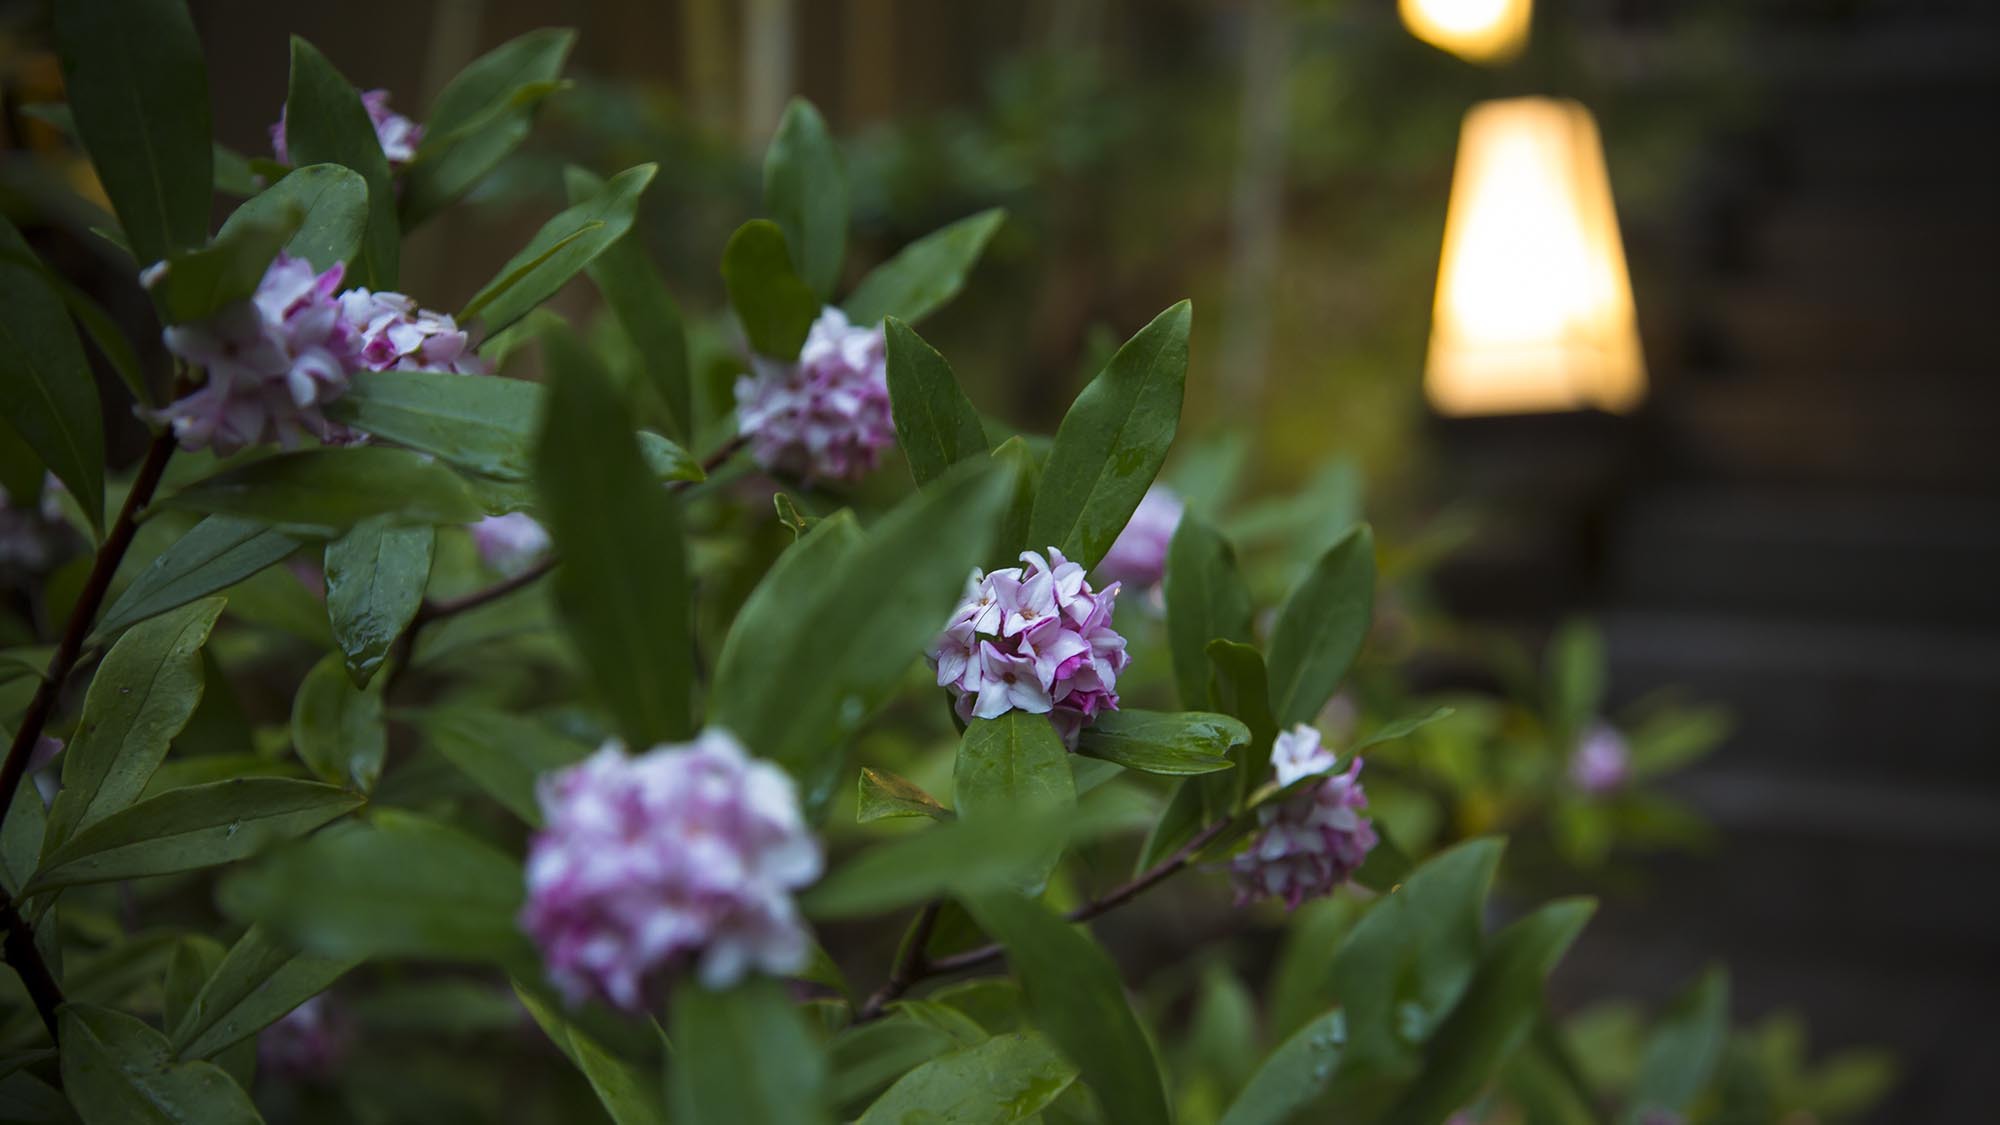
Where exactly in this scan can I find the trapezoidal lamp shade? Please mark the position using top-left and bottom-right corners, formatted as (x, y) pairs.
(1400, 0), (1534, 64)
(1424, 97), (1647, 417)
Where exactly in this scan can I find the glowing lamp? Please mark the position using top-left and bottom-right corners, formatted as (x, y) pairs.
(1424, 98), (1646, 416)
(1400, 0), (1533, 64)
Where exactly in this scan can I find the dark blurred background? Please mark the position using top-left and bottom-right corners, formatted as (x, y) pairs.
(6, 0), (1998, 1119)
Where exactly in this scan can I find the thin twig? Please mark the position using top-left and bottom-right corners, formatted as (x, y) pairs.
(853, 816), (1236, 1021)
(855, 900), (943, 1021)
(0, 426), (179, 1039)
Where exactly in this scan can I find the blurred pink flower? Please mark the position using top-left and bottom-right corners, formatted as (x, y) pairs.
(258, 995), (348, 1082)
(1095, 484), (1184, 590)
(1232, 732), (1377, 908)
(734, 307), (894, 482)
(1569, 722), (1631, 794)
(469, 513), (551, 577)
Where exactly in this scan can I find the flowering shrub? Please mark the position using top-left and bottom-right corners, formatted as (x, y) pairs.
(0, 6), (1885, 1124)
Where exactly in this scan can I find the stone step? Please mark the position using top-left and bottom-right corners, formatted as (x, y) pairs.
(1605, 485), (2000, 627)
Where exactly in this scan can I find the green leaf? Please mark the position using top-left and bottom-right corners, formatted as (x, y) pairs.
(857, 767), (949, 824)
(1218, 1010), (1346, 1125)
(669, 975), (830, 1125)
(989, 435), (1040, 565)
(417, 707), (592, 826)
(710, 459), (1011, 792)
(0, 1066), (69, 1122)
(153, 209), (299, 326)
(325, 370), (540, 479)
(170, 924), (358, 1061)
(803, 805), (1100, 921)
(1350, 706), (1457, 753)
(1163, 512), (1252, 711)
(460, 163), (657, 336)
(844, 209), (1007, 327)
(537, 323), (692, 747)
(721, 219), (821, 360)
(857, 1031), (1077, 1125)
(515, 983), (668, 1125)
(566, 167), (692, 440)
(1382, 899), (1596, 1125)
(1, 781), (46, 897)
(763, 99), (848, 300)
(212, 143), (259, 197)
(1029, 301), (1190, 570)
(1329, 839), (1502, 1079)
(1546, 618), (1605, 742)
(97, 517), (302, 640)
(160, 447), (487, 536)
(52, 0), (211, 268)
(25, 778), (362, 893)
(956, 713), (1075, 888)
(829, 1017), (958, 1112)
(1266, 524), (1374, 727)
(284, 37), (398, 288)
(1206, 639), (1279, 804)
(1135, 774), (1210, 873)
(1074, 709), (1246, 777)
(0, 216), (103, 533)
(1625, 966), (1730, 1124)
(59, 1004), (262, 1125)
(960, 892), (1171, 1125)
(217, 809), (529, 964)
(885, 317), (989, 486)
(401, 28), (576, 228)
(218, 163), (369, 273)
(290, 653), (387, 789)
(44, 598), (224, 853)
(324, 516), (432, 688)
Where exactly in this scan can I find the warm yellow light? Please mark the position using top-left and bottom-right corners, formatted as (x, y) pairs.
(1400, 0), (1533, 64)
(1425, 98), (1646, 416)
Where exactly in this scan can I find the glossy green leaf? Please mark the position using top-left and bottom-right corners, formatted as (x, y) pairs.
(284, 37), (398, 287)
(52, 0), (211, 267)
(961, 892), (1171, 1125)
(1218, 1010), (1345, 1125)
(721, 219), (821, 360)
(96, 517), (303, 640)
(160, 447), (487, 536)
(324, 516), (432, 687)
(25, 778), (361, 893)
(669, 975), (830, 1125)
(567, 166), (692, 440)
(1075, 709), (1247, 776)
(326, 370), (538, 478)
(1329, 838), (1503, 1082)
(1, 781), (46, 897)
(885, 317), (988, 486)
(218, 163), (368, 273)
(0, 216), (103, 534)
(1267, 524), (1374, 726)
(44, 598), (224, 852)
(956, 713), (1075, 888)
(1382, 899), (1596, 1125)
(1163, 511), (1252, 710)
(218, 809), (529, 964)
(461, 163), (657, 336)
(417, 706), (592, 826)
(171, 924), (358, 1061)
(516, 983), (668, 1125)
(844, 208), (1007, 327)
(59, 1004), (262, 1125)
(803, 805), (1098, 922)
(710, 459), (1011, 790)
(829, 1017), (959, 1112)
(1206, 639), (1279, 805)
(537, 323), (692, 747)
(857, 1031), (1077, 1125)
(401, 28), (576, 228)
(290, 653), (386, 789)
(764, 99), (848, 299)
(857, 767), (949, 824)
(989, 435), (1040, 566)
(1625, 966), (1730, 1124)
(1029, 301), (1190, 570)
(153, 209), (298, 326)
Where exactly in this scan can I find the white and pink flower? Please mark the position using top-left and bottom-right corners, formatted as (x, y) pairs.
(734, 307), (894, 482)
(1096, 484), (1184, 590)
(469, 513), (551, 577)
(338, 288), (488, 375)
(519, 730), (821, 1010)
(1231, 725), (1378, 908)
(928, 548), (1129, 746)
(1569, 722), (1630, 795)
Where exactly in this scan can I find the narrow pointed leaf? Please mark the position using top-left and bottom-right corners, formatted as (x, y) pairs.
(325, 369), (541, 479)
(956, 713), (1074, 888)
(161, 447), (487, 535)
(845, 209), (1007, 327)
(764, 98), (848, 299)
(324, 516), (433, 687)
(97, 516), (303, 640)
(217, 163), (369, 273)
(1163, 511), (1252, 710)
(856, 1031), (1077, 1125)
(461, 163), (657, 337)
(1267, 523), (1375, 726)
(171, 924), (358, 1062)
(857, 768), (948, 824)
(417, 707), (592, 826)
(567, 166), (692, 439)
(153, 209), (299, 325)
(517, 983), (669, 1125)
(721, 219), (820, 360)
(0, 216), (103, 533)
(1219, 1010), (1346, 1125)
(1074, 709), (1247, 776)
(885, 317), (988, 485)
(59, 1004), (262, 1125)
(1625, 966), (1731, 1124)
(401, 28), (576, 227)
(290, 653), (387, 789)
(670, 975), (831, 1125)
(284, 37), (397, 287)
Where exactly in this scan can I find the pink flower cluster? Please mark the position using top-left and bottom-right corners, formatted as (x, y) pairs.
(271, 88), (421, 167)
(257, 996), (347, 1082)
(469, 513), (551, 576)
(157, 254), (362, 453)
(1230, 724), (1378, 908)
(157, 255), (488, 453)
(929, 549), (1129, 746)
(339, 289), (488, 375)
(1569, 722), (1630, 794)
(734, 307), (894, 482)
(519, 730), (822, 1010)
(1096, 484), (1184, 589)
